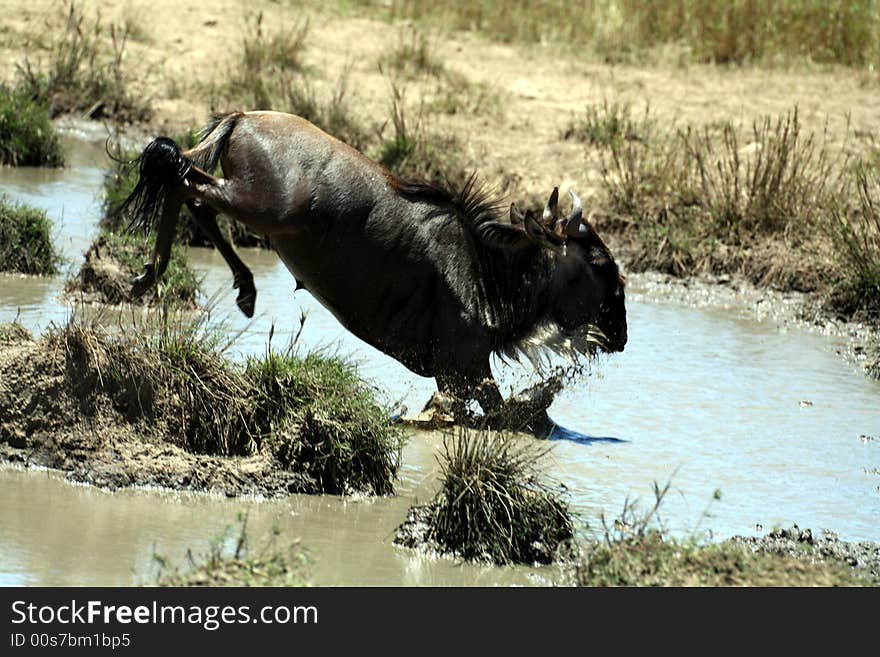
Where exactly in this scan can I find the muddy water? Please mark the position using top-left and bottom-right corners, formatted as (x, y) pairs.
(1, 134), (878, 586)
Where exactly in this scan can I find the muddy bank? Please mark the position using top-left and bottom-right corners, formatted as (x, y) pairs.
(730, 525), (880, 584)
(0, 321), (404, 497)
(64, 232), (200, 309)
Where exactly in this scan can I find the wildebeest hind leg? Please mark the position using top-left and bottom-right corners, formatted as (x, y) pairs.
(186, 201), (257, 317)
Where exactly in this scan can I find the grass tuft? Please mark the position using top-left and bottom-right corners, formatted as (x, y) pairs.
(247, 343), (405, 496)
(396, 429), (573, 564)
(53, 315), (255, 456)
(825, 161), (880, 321)
(0, 195), (60, 275)
(562, 100), (654, 148)
(0, 86), (64, 166)
(36, 313), (404, 497)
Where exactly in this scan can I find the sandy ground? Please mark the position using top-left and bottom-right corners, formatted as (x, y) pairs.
(2, 0), (878, 202)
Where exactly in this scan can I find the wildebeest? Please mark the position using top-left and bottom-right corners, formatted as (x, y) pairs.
(122, 110), (627, 436)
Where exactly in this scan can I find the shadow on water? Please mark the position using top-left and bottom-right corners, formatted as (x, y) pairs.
(548, 422), (628, 445)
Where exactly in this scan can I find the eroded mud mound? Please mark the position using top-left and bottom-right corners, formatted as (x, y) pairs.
(0, 322), (403, 497)
(64, 232), (199, 309)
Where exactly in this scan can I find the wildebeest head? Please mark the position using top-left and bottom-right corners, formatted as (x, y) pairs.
(511, 188), (628, 354)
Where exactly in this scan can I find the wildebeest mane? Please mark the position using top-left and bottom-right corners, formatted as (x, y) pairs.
(388, 171), (567, 362)
(386, 172), (505, 228)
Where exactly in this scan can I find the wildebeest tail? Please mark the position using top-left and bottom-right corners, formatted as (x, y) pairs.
(117, 112), (243, 234)
(186, 111), (243, 174)
(118, 136), (193, 235)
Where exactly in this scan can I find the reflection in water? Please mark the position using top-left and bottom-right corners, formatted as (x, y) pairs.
(0, 135), (878, 586)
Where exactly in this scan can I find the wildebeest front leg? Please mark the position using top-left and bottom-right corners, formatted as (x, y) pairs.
(186, 201), (257, 317)
(131, 192), (183, 298)
(436, 363), (504, 427)
(473, 362), (557, 438)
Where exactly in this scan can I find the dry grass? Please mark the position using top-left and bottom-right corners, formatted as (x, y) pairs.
(826, 160), (880, 321)
(14, 1), (151, 122)
(597, 108), (845, 292)
(0, 321), (32, 344)
(591, 105), (880, 322)
(387, 0), (880, 66)
(562, 100), (655, 148)
(373, 72), (471, 188)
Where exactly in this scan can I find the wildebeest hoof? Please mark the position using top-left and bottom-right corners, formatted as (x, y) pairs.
(130, 264), (156, 298)
(236, 289), (256, 318)
(233, 275), (257, 317)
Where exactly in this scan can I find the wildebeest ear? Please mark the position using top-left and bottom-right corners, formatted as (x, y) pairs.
(525, 209), (566, 253)
(509, 203), (525, 225)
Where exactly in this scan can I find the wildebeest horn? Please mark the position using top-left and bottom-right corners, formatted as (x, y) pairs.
(542, 187), (559, 224)
(565, 189), (587, 237)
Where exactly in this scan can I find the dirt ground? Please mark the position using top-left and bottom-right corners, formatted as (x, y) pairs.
(2, 0), (878, 202)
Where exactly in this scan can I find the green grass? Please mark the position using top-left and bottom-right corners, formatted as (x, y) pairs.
(15, 1), (151, 122)
(396, 430), (573, 565)
(0, 195), (60, 275)
(247, 340), (405, 496)
(576, 532), (868, 586)
(0, 86), (64, 166)
(386, 0), (880, 67)
(574, 483), (869, 586)
(64, 229), (200, 308)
